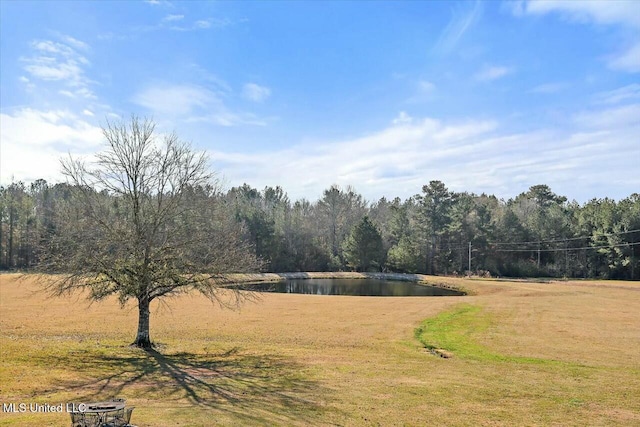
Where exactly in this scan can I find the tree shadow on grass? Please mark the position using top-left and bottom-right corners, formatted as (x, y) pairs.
(31, 346), (332, 425)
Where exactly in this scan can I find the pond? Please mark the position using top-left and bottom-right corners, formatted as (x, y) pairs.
(250, 278), (463, 296)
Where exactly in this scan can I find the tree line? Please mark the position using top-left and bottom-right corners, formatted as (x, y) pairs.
(2, 178), (638, 280)
(6, 116), (635, 348)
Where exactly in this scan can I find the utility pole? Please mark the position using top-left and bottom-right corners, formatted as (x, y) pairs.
(632, 236), (638, 280)
(468, 241), (472, 274)
(565, 240), (569, 277)
(537, 242), (541, 270)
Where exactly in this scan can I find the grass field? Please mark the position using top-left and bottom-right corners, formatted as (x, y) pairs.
(1, 273), (639, 426)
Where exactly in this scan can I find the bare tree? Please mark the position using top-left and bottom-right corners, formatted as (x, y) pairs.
(37, 116), (261, 348)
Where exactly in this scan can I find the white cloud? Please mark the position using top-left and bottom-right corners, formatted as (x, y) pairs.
(97, 31), (128, 41)
(24, 58), (84, 81)
(163, 14), (184, 22)
(31, 40), (76, 57)
(418, 80), (435, 92)
(194, 20), (212, 29)
(242, 83), (271, 102)
(574, 104), (640, 129)
(74, 88), (95, 99)
(188, 63), (232, 93)
(209, 102), (639, 202)
(433, 120), (497, 141)
(212, 117), (502, 200)
(133, 84), (214, 116)
(609, 42), (640, 73)
(594, 84), (640, 105)
(0, 109), (103, 184)
(404, 80), (437, 104)
(530, 82), (567, 94)
(82, 109), (95, 117)
(165, 18), (229, 32)
(517, 0), (640, 28)
(136, 14), (217, 32)
(195, 111), (267, 127)
(392, 111), (413, 125)
(434, 1), (483, 54)
(133, 83), (268, 126)
(21, 36), (94, 98)
(3, 103), (638, 202)
(474, 65), (513, 81)
(59, 35), (89, 51)
(58, 87), (95, 99)
(513, 0), (640, 73)
(135, 11), (237, 33)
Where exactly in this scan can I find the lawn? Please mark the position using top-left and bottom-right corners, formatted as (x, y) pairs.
(1, 273), (639, 426)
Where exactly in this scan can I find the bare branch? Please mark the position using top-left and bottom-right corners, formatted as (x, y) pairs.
(37, 116), (262, 347)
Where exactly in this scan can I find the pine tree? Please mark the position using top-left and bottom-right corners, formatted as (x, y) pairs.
(342, 216), (384, 272)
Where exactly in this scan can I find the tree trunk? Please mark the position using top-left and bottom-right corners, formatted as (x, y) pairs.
(134, 296), (152, 348)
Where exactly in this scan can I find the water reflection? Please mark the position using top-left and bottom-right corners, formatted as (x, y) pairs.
(251, 278), (463, 296)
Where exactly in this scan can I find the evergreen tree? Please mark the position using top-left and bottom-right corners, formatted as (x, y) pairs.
(342, 216), (384, 272)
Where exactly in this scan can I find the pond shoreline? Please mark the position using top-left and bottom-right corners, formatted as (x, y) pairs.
(216, 272), (467, 295)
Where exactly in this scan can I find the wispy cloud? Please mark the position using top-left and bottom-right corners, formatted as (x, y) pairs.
(593, 84), (640, 105)
(96, 31), (129, 41)
(192, 111), (267, 127)
(57, 34), (89, 51)
(167, 19), (218, 31)
(405, 80), (437, 104)
(392, 111), (413, 125)
(574, 103), (640, 129)
(212, 117), (502, 199)
(474, 65), (513, 82)
(21, 35), (94, 98)
(530, 82), (568, 94)
(512, 0), (640, 73)
(242, 83), (271, 103)
(433, 1), (482, 54)
(144, 0), (172, 6)
(141, 16), (238, 33)
(188, 63), (232, 93)
(418, 80), (435, 92)
(0, 108), (103, 184)
(132, 84), (214, 117)
(133, 82), (268, 127)
(194, 20), (212, 29)
(608, 42), (640, 73)
(515, 0), (640, 27)
(209, 100), (639, 202)
(162, 14), (184, 22)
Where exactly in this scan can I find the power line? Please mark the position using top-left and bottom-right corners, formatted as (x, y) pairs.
(494, 241), (640, 253)
(417, 228), (640, 254)
(431, 229), (640, 251)
(489, 228), (640, 246)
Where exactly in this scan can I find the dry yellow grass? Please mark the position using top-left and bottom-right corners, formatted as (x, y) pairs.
(1, 273), (639, 426)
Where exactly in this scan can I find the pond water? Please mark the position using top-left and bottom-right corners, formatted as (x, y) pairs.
(251, 278), (463, 296)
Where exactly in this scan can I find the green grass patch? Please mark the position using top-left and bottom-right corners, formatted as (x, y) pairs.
(414, 304), (494, 360)
(414, 304), (580, 366)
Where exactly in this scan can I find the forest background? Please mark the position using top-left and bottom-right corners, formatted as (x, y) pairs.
(2, 178), (638, 279)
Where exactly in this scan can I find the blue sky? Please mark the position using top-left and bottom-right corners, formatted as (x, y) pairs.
(1, 0), (639, 203)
